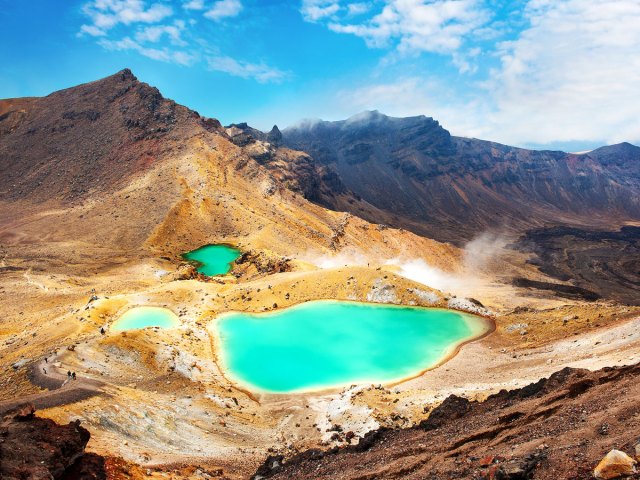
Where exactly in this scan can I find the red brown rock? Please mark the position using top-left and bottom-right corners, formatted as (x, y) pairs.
(0, 404), (92, 479)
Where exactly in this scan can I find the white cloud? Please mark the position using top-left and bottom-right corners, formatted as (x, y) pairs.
(481, 0), (640, 145)
(301, 1), (340, 22)
(346, 2), (370, 16)
(332, 0), (640, 147)
(304, 0), (491, 55)
(135, 20), (187, 45)
(79, 0), (173, 35)
(99, 36), (196, 65)
(80, 24), (107, 36)
(183, 0), (205, 9)
(207, 56), (288, 83)
(77, 0), (287, 84)
(203, 0), (242, 20)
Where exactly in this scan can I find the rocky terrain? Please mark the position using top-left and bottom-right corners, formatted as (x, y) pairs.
(1, 403), (92, 479)
(514, 226), (640, 306)
(1, 71), (639, 480)
(255, 363), (640, 480)
(282, 111), (640, 245)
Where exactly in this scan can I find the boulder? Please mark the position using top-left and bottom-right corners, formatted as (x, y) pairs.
(0, 405), (95, 479)
(593, 449), (637, 479)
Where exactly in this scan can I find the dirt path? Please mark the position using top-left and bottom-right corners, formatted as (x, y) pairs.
(0, 355), (106, 414)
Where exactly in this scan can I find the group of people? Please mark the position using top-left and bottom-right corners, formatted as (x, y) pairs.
(40, 362), (77, 381)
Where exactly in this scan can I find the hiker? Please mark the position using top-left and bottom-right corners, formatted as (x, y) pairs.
(44, 357), (48, 363)
(67, 370), (71, 378)
(43, 367), (47, 374)
(72, 372), (76, 380)
(100, 327), (105, 334)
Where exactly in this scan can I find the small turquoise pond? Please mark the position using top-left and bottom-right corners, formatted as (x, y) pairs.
(111, 306), (179, 331)
(183, 244), (241, 276)
(214, 300), (490, 393)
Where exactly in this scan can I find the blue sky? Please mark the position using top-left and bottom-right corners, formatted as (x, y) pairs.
(1, 0), (639, 150)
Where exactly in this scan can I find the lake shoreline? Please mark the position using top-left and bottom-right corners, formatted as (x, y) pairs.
(208, 299), (495, 395)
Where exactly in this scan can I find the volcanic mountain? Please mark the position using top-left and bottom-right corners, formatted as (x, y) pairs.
(2, 70), (640, 480)
(0, 70), (437, 264)
(282, 111), (640, 245)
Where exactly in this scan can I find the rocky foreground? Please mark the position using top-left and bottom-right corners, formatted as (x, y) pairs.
(254, 363), (640, 480)
(2, 364), (640, 480)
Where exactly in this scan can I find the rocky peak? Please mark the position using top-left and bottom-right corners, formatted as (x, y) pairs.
(267, 125), (283, 146)
(587, 142), (640, 168)
(0, 69), (218, 202)
(118, 67), (136, 81)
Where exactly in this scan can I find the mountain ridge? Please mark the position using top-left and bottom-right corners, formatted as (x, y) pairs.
(281, 111), (640, 244)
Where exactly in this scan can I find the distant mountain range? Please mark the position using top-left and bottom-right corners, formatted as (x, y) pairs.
(281, 111), (640, 244)
(1, 71), (638, 249)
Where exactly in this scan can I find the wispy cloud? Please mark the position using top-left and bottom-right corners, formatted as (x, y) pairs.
(207, 56), (288, 83)
(99, 36), (196, 65)
(183, 0), (243, 20)
(204, 0), (242, 20)
(301, 0), (493, 63)
(183, 0), (205, 10)
(346, 2), (370, 16)
(300, 0), (340, 22)
(481, 0), (640, 145)
(325, 0), (640, 147)
(134, 20), (187, 45)
(78, 0), (286, 82)
(79, 0), (173, 36)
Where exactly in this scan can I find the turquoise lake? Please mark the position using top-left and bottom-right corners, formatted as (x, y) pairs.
(111, 306), (179, 331)
(183, 244), (241, 276)
(215, 300), (490, 393)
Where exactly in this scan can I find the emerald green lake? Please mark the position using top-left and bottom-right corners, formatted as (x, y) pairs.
(215, 300), (490, 393)
(111, 306), (179, 331)
(183, 244), (241, 276)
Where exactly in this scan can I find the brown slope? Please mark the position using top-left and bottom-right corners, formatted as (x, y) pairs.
(282, 112), (640, 245)
(514, 225), (640, 305)
(0, 70), (460, 284)
(0, 69), (224, 202)
(255, 362), (640, 480)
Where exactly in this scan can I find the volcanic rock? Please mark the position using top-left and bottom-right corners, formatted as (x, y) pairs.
(593, 449), (637, 479)
(0, 404), (93, 479)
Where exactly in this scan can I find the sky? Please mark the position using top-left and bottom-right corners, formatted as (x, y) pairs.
(1, 0), (639, 150)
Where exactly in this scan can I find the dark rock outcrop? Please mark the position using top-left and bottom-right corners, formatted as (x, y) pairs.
(0, 404), (99, 479)
(224, 122), (352, 202)
(514, 226), (640, 305)
(254, 363), (640, 479)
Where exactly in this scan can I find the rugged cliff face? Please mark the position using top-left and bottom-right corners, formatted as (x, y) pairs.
(0, 404), (93, 479)
(282, 111), (640, 244)
(224, 122), (349, 202)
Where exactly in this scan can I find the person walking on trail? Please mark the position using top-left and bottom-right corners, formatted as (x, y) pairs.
(43, 367), (47, 374)
(67, 370), (71, 378)
(72, 372), (76, 380)
(44, 357), (48, 363)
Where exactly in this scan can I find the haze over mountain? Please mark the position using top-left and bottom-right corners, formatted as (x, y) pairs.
(281, 111), (640, 245)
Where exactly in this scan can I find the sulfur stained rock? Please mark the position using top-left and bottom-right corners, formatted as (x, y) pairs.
(593, 449), (637, 479)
